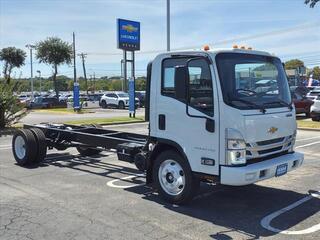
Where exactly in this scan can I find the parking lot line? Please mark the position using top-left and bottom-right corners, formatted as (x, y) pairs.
(296, 136), (320, 142)
(296, 141), (320, 149)
(260, 191), (320, 235)
(106, 174), (145, 189)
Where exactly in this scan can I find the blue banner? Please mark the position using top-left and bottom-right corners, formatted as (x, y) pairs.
(128, 77), (135, 114)
(73, 82), (80, 109)
(117, 19), (140, 51)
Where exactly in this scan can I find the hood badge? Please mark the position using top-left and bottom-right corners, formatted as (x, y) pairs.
(268, 127), (278, 134)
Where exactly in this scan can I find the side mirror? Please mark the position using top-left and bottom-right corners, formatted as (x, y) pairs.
(174, 66), (188, 101)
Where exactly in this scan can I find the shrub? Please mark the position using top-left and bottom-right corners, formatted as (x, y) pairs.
(0, 83), (27, 128)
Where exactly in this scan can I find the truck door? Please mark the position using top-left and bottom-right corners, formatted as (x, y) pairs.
(155, 56), (220, 175)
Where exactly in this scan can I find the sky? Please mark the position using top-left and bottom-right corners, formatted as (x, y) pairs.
(0, 0), (320, 79)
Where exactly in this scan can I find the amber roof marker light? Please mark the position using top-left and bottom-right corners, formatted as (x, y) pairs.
(203, 45), (210, 51)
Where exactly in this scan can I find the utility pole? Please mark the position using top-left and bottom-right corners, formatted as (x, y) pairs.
(78, 53), (88, 94)
(93, 72), (96, 92)
(166, 0), (170, 51)
(25, 44), (36, 100)
(37, 70), (41, 94)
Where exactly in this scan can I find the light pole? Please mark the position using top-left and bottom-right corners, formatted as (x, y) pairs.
(25, 44), (36, 100)
(37, 70), (41, 94)
(166, 0), (170, 51)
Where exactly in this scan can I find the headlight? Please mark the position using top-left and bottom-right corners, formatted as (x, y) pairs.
(227, 139), (246, 149)
(226, 129), (246, 165)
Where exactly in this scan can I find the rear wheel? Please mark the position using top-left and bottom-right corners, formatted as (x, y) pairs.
(153, 150), (199, 204)
(101, 100), (107, 109)
(29, 128), (47, 163)
(118, 101), (125, 109)
(12, 129), (38, 166)
(305, 112), (311, 118)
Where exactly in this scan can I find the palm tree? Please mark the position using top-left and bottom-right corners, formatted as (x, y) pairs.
(0, 47), (26, 84)
(36, 37), (72, 97)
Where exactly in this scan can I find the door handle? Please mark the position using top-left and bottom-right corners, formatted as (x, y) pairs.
(206, 118), (215, 133)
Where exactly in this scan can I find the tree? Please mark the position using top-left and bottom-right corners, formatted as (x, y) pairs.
(305, 0), (319, 8)
(36, 37), (72, 97)
(312, 66), (320, 79)
(0, 83), (27, 128)
(284, 59), (305, 70)
(0, 47), (26, 84)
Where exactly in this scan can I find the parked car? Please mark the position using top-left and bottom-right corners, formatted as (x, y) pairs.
(311, 95), (320, 121)
(135, 91), (146, 107)
(291, 91), (314, 117)
(18, 95), (31, 105)
(59, 94), (72, 102)
(100, 92), (139, 109)
(306, 87), (320, 101)
(27, 97), (67, 109)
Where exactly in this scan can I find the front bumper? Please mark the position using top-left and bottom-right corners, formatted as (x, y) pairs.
(220, 152), (303, 186)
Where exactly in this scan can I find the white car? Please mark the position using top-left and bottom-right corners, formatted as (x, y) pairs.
(100, 92), (139, 109)
(306, 87), (320, 101)
(311, 95), (320, 121)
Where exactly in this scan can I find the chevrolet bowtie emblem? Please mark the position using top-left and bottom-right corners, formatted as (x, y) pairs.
(122, 24), (138, 33)
(268, 127), (278, 134)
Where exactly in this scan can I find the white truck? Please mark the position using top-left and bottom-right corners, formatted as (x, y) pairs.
(12, 47), (304, 204)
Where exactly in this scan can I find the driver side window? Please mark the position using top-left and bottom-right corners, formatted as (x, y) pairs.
(188, 58), (214, 117)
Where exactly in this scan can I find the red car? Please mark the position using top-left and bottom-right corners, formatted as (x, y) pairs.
(291, 91), (314, 117)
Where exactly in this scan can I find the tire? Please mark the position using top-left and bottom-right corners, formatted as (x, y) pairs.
(76, 146), (102, 156)
(12, 129), (38, 166)
(312, 117), (320, 122)
(29, 128), (47, 163)
(118, 101), (125, 109)
(101, 100), (107, 109)
(153, 150), (199, 204)
(305, 112), (311, 118)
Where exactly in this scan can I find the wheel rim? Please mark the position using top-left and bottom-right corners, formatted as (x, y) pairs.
(14, 135), (26, 159)
(158, 159), (185, 196)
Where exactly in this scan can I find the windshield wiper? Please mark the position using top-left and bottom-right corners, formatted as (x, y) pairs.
(231, 98), (266, 113)
(263, 99), (293, 110)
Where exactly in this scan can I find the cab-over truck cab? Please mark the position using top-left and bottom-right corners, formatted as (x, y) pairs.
(146, 48), (303, 203)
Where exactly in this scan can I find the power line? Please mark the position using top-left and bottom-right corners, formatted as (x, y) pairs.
(86, 21), (319, 56)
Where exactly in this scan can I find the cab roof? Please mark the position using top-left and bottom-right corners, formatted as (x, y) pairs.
(157, 47), (275, 59)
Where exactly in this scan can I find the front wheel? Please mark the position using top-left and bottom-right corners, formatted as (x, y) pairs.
(153, 150), (199, 204)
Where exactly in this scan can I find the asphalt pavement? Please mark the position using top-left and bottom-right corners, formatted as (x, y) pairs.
(0, 124), (319, 240)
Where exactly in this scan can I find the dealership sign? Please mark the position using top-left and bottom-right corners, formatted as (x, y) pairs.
(117, 19), (140, 51)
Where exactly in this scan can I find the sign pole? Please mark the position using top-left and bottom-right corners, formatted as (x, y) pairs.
(132, 51), (135, 118)
(123, 50), (127, 92)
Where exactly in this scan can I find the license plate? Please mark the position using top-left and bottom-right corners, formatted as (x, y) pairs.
(276, 163), (288, 177)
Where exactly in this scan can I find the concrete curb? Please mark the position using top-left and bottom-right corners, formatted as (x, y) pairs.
(297, 127), (320, 132)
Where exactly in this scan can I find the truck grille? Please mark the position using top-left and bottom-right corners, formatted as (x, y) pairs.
(246, 135), (293, 159)
(256, 137), (285, 146)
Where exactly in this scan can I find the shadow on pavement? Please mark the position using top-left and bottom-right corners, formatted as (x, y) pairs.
(33, 152), (320, 239)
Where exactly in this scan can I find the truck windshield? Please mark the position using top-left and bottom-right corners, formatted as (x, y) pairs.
(215, 53), (291, 110)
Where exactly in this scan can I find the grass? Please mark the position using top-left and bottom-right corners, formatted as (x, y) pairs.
(32, 108), (93, 114)
(63, 116), (145, 125)
(297, 119), (320, 129)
